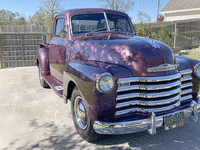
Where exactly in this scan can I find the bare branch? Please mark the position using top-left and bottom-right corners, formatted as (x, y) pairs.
(97, 0), (134, 13)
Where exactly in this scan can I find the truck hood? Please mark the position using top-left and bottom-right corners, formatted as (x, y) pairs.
(70, 35), (175, 76)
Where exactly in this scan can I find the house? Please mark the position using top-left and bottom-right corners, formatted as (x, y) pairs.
(160, 0), (200, 22)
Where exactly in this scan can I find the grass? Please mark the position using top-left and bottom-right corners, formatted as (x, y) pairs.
(180, 52), (200, 60)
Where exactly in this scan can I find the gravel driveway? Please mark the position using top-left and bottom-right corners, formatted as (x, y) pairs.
(0, 66), (200, 150)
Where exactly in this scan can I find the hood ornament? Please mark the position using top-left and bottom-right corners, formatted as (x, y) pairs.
(151, 40), (160, 48)
(147, 63), (178, 72)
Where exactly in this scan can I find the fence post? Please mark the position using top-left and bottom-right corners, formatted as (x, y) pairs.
(174, 22), (177, 49)
(46, 25), (51, 43)
(0, 26), (2, 68)
(21, 34), (25, 66)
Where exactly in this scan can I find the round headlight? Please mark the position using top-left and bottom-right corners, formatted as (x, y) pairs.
(194, 62), (200, 78)
(96, 73), (114, 93)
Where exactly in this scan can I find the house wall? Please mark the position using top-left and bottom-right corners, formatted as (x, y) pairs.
(163, 10), (200, 22)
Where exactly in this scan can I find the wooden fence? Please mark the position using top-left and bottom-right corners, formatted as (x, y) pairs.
(0, 25), (53, 68)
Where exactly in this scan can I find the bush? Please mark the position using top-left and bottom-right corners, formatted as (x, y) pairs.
(135, 22), (174, 48)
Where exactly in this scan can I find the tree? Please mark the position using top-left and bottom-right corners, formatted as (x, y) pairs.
(137, 10), (151, 23)
(135, 22), (174, 48)
(28, 0), (63, 25)
(97, 0), (134, 13)
(39, 0), (64, 25)
(28, 11), (45, 25)
(156, 23), (174, 47)
(135, 22), (155, 39)
(0, 9), (27, 25)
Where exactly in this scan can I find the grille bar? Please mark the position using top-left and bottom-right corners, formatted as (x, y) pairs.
(117, 87), (181, 100)
(116, 95), (180, 108)
(181, 88), (193, 95)
(117, 80), (181, 92)
(116, 101), (181, 116)
(180, 69), (192, 74)
(118, 73), (181, 84)
(181, 76), (192, 82)
(181, 82), (193, 89)
(180, 95), (192, 102)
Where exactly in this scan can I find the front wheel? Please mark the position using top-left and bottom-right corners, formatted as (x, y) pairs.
(71, 87), (100, 141)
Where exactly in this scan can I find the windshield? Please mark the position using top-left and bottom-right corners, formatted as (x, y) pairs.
(71, 13), (135, 35)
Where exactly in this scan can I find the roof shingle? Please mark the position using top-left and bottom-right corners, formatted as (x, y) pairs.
(161, 0), (200, 12)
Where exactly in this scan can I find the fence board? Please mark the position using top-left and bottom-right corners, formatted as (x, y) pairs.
(1, 25), (47, 33)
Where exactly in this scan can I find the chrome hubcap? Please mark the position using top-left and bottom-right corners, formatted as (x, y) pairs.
(74, 96), (87, 129)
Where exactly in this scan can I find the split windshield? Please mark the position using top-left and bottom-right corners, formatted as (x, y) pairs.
(71, 13), (134, 35)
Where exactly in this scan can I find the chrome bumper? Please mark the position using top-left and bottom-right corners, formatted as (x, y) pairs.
(93, 100), (200, 135)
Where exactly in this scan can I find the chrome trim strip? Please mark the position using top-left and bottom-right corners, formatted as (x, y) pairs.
(180, 95), (192, 102)
(93, 100), (200, 135)
(181, 88), (192, 95)
(118, 73), (181, 84)
(116, 101), (181, 116)
(180, 82), (193, 89)
(147, 64), (177, 72)
(117, 80), (181, 92)
(180, 76), (192, 82)
(117, 87), (181, 100)
(116, 95), (180, 108)
(180, 69), (192, 75)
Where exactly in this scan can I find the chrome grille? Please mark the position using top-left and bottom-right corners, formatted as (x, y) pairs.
(116, 69), (193, 116)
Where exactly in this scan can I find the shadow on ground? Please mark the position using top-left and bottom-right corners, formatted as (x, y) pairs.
(3, 115), (200, 150)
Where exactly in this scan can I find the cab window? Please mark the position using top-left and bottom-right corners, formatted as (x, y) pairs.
(55, 18), (67, 37)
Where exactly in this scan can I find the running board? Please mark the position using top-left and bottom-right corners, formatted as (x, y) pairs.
(43, 75), (63, 98)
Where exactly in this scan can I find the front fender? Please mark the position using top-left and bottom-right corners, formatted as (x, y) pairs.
(63, 60), (132, 122)
(176, 55), (200, 98)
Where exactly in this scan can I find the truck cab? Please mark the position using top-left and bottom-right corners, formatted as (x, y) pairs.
(36, 8), (200, 141)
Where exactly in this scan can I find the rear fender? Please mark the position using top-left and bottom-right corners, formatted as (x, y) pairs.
(36, 47), (50, 76)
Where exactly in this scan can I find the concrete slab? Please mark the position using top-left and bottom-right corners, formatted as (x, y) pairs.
(0, 66), (200, 150)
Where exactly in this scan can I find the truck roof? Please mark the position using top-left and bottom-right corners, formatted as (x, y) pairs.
(57, 8), (128, 17)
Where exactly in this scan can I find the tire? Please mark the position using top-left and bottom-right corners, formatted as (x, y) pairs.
(38, 65), (49, 88)
(71, 87), (100, 141)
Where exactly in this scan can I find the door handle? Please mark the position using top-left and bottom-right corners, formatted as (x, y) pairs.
(47, 42), (53, 48)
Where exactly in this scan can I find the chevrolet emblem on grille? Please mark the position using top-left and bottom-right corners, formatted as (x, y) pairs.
(147, 64), (178, 72)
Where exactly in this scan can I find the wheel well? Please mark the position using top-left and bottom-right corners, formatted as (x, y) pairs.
(36, 59), (39, 67)
(67, 81), (76, 101)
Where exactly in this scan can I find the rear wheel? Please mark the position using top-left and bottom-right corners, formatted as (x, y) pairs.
(38, 65), (49, 88)
(71, 87), (100, 141)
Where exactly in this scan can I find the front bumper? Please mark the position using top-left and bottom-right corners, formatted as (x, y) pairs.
(93, 100), (200, 135)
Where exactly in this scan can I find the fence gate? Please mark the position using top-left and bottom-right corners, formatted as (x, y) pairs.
(0, 33), (44, 68)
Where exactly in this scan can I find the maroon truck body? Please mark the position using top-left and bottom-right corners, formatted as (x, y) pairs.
(36, 8), (200, 141)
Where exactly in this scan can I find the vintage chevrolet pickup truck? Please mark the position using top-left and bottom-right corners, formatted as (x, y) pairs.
(36, 8), (200, 141)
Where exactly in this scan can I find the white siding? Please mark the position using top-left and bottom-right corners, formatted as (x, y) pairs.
(164, 14), (200, 21)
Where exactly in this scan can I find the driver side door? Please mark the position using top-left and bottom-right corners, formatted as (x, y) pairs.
(49, 17), (67, 82)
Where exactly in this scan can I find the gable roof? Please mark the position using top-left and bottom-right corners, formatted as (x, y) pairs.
(160, 0), (200, 13)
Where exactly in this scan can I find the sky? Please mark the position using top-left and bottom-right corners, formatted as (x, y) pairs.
(0, 0), (170, 23)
